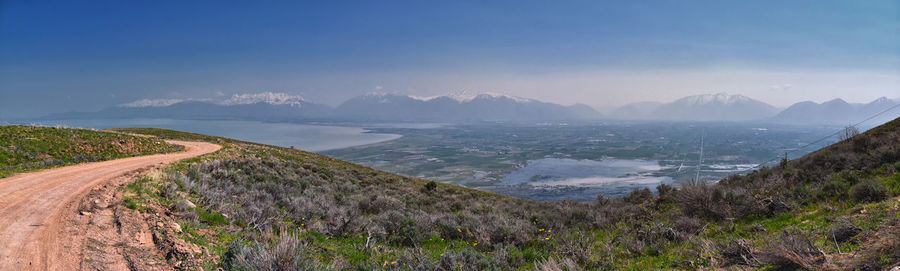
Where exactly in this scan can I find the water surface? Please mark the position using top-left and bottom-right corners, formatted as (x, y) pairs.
(489, 158), (674, 201)
(12, 119), (401, 152)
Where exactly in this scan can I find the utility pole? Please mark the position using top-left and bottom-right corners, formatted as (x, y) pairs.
(696, 132), (704, 183)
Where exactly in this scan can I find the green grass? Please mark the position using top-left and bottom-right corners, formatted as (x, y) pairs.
(196, 207), (228, 226)
(0, 125), (182, 178)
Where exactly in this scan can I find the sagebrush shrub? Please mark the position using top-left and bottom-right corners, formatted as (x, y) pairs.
(820, 175), (850, 200)
(718, 239), (757, 266)
(758, 230), (824, 270)
(623, 187), (652, 204)
(850, 179), (888, 203)
(828, 219), (860, 243)
(223, 234), (329, 271)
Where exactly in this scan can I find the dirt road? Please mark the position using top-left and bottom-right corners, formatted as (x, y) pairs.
(0, 140), (220, 270)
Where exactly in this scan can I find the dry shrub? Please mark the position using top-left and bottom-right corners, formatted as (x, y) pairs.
(358, 195), (402, 215)
(623, 187), (653, 204)
(674, 182), (764, 221)
(223, 233), (329, 271)
(851, 179), (889, 203)
(437, 249), (500, 271)
(555, 232), (596, 265)
(534, 257), (581, 271)
(828, 219), (860, 243)
(758, 230), (825, 270)
(718, 239), (758, 266)
(672, 216), (704, 235)
(595, 194), (611, 206)
(620, 222), (680, 257)
(673, 183), (723, 220)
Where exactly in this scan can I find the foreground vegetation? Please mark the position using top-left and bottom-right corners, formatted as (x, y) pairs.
(111, 119), (900, 270)
(0, 125), (183, 178)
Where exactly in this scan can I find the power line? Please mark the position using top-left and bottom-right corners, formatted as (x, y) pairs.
(748, 102), (900, 171)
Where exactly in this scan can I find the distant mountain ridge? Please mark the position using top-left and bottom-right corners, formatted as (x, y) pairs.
(44, 100), (335, 122)
(610, 93), (779, 121)
(43, 92), (334, 121)
(44, 92), (602, 123)
(333, 92), (600, 122)
(770, 97), (899, 125)
(41, 91), (900, 125)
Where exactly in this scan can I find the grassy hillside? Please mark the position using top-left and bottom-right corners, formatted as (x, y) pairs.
(0, 125), (184, 178)
(111, 119), (899, 270)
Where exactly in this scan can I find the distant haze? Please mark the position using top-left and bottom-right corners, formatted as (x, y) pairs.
(1, 1), (898, 118)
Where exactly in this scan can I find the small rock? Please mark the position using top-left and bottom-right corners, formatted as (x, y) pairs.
(171, 222), (182, 233)
(93, 199), (100, 204)
(80, 211), (92, 216)
(180, 199), (197, 209)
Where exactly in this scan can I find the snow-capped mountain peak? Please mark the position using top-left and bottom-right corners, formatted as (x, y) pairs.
(221, 92), (306, 107)
(409, 91), (534, 103)
(118, 92), (307, 108)
(120, 98), (186, 108)
(335, 91), (598, 121)
(677, 93), (753, 105)
(611, 93), (778, 121)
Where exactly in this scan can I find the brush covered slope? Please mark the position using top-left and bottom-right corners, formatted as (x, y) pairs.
(0, 125), (184, 178)
(111, 118), (899, 270)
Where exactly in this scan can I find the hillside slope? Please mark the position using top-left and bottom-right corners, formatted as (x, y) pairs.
(109, 118), (899, 270)
(0, 125), (184, 177)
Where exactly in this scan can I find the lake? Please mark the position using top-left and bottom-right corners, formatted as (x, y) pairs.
(9, 119), (402, 152)
(486, 158), (675, 201)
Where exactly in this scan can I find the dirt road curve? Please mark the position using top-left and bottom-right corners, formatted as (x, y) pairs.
(0, 140), (220, 271)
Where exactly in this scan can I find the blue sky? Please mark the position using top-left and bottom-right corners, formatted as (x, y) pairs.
(1, 0), (898, 118)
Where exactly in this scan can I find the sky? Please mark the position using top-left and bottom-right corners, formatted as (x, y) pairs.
(1, 0), (898, 118)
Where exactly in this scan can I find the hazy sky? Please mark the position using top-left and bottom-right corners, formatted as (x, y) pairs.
(1, 1), (898, 118)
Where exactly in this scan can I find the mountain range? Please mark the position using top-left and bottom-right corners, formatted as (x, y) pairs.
(611, 93), (898, 125)
(333, 92), (599, 122)
(45, 92), (602, 123)
(42, 92), (899, 125)
(45, 92), (334, 122)
(770, 97), (899, 125)
(610, 93), (780, 121)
